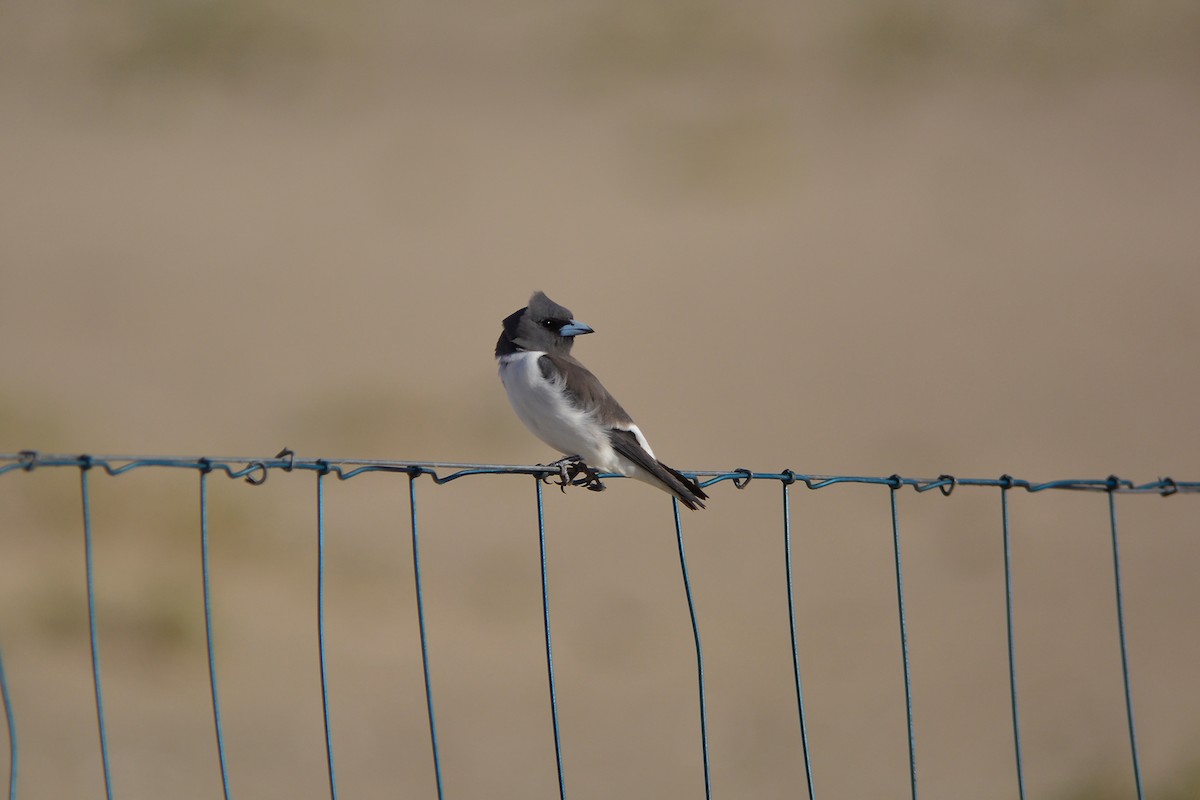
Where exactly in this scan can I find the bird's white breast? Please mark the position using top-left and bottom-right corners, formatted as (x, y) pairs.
(497, 351), (614, 465)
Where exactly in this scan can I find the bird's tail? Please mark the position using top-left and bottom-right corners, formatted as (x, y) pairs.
(658, 462), (708, 511)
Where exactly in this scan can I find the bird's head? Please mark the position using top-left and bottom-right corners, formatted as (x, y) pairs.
(497, 291), (593, 355)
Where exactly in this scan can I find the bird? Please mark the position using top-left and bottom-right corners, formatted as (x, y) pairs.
(495, 291), (708, 510)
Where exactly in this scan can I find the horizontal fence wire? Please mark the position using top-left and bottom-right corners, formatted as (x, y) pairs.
(1, 452), (1197, 494)
(1, 451), (1196, 799)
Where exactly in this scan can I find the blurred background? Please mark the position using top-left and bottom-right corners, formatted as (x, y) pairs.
(2, 0), (1199, 797)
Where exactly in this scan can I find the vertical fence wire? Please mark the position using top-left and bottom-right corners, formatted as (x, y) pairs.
(0, 645), (15, 800)
(199, 468), (233, 800)
(534, 479), (567, 800)
(888, 483), (918, 800)
(80, 464), (115, 800)
(999, 482), (1027, 800)
(407, 473), (445, 799)
(1106, 488), (1145, 800)
(781, 480), (817, 799)
(672, 497), (712, 800)
(315, 469), (339, 800)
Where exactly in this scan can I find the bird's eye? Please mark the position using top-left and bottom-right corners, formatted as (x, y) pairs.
(540, 319), (558, 329)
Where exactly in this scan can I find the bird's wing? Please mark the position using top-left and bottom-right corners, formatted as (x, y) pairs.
(537, 353), (634, 426)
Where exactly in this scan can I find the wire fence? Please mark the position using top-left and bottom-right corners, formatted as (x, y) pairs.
(1, 451), (1198, 799)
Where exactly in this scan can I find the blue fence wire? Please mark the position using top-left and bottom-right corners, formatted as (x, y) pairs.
(408, 473), (445, 800)
(198, 466), (232, 800)
(672, 496), (711, 800)
(888, 481), (918, 800)
(0, 647), (14, 800)
(315, 468), (340, 800)
(78, 464), (115, 800)
(781, 478), (817, 799)
(1, 451), (1197, 799)
(1107, 490), (1145, 800)
(999, 482), (1027, 800)
(535, 479), (566, 800)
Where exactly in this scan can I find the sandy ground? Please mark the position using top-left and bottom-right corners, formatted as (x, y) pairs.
(2, 2), (1200, 798)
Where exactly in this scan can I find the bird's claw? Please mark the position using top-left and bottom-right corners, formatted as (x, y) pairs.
(540, 455), (583, 492)
(539, 456), (606, 494)
(570, 465), (606, 492)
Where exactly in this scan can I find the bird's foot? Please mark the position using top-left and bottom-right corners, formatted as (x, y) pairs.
(540, 456), (606, 493)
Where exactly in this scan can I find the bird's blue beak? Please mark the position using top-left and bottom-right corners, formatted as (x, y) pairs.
(559, 320), (594, 337)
